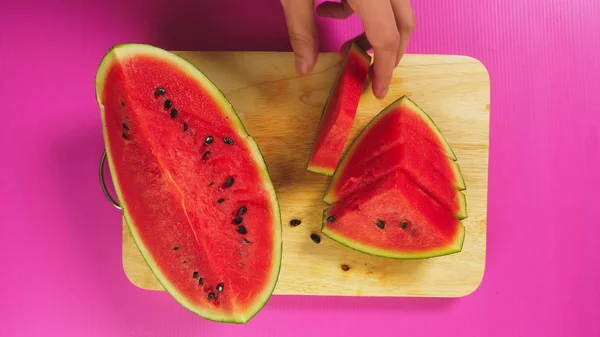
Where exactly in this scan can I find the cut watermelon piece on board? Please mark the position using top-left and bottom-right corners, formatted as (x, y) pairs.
(306, 42), (372, 176)
(326, 95), (457, 176)
(323, 124), (466, 201)
(323, 95), (467, 219)
(322, 170), (465, 259)
(324, 143), (467, 219)
(95, 44), (282, 324)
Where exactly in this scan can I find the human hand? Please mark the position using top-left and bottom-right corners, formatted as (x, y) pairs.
(280, 0), (416, 99)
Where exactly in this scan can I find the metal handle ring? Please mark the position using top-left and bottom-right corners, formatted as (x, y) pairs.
(99, 150), (122, 210)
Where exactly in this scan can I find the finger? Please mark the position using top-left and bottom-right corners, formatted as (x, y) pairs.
(316, 0), (354, 19)
(281, 0), (319, 75)
(390, 0), (416, 65)
(350, 0), (400, 98)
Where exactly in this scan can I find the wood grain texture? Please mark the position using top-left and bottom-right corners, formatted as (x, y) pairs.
(120, 51), (490, 297)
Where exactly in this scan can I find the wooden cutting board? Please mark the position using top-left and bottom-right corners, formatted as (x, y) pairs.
(119, 51), (490, 297)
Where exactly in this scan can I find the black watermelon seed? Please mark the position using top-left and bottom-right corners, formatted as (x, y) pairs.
(289, 219), (302, 227)
(170, 108), (178, 118)
(233, 217), (243, 225)
(224, 176), (234, 188)
(326, 215), (336, 223)
(198, 277), (204, 285)
(183, 122), (188, 131)
(154, 88), (166, 97)
(182, 259), (188, 264)
(223, 137), (234, 145)
(242, 238), (250, 245)
(121, 101), (125, 106)
(217, 198), (225, 204)
(202, 151), (211, 162)
(123, 123), (129, 130)
(121, 133), (128, 139)
(216, 283), (224, 293)
(238, 206), (247, 216)
(209, 181), (214, 186)
(173, 246), (179, 251)
(376, 220), (385, 229)
(207, 292), (215, 300)
(192, 271), (198, 278)
(164, 99), (172, 109)
(236, 225), (247, 234)
(341, 264), (350, 271)
(400, 220), (409, 229)
(310, 233), (321, 244)
(204, 136), (214, 145)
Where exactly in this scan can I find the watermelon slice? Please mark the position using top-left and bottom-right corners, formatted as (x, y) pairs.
(321, 171), (465, 259)
(325, 143), (467, 219)
(323, 96), (467, 219)
(306, 43), (371, 176)
(95, 44), (282, 323)
(326, 95), (457, 174)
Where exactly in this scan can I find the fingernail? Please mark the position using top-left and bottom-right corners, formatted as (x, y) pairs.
(376, 87), (389, 99)
(296, 58), (310, 76)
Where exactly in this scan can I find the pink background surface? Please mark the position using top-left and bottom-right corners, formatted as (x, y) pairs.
(1, 0), (599, 336)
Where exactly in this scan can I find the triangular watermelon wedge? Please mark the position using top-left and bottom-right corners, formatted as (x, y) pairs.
(324, 96), (467, 219)
(322, 170), (465, 259)
(324, 142), (467, 219)
(328, 95), (458, 175)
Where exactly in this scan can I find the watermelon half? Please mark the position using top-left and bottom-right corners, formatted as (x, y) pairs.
(323, 96), (467, 220)
(306, 43), (371, 176)
(95, 44), (282, 323)
(322, 170), (465, 259)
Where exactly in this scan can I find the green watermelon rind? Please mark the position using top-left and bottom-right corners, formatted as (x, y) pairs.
(456, 191), (468, 220)
(321, 209), (466, 260)
(306, 42), (372, 176)
(323, 95), (465, 205)
(95, 43), (282, 324)
(449, 161), (467, 191)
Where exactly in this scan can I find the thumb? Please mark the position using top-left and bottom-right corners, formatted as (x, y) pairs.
(281, 0), (318, 75)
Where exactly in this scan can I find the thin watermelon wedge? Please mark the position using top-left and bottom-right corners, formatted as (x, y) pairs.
(322, 170), (465, 259)
(307, 43), (372, 176)
(95, 44), (282, 324)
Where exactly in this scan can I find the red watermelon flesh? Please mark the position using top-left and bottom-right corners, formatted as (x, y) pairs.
(321, 171), (465, 259)
(96, 44), (282, 323)
(324, 142), (467, 219)
(306, 43), (371, 176)
(394, 97), (458, 161)
(324, 124), (465, 201)
(328, 96), (457, 175)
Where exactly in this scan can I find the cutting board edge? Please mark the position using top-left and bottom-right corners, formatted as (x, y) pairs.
(121, 215), (488, 298)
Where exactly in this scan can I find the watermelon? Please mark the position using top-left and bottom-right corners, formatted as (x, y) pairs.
(306, 42), (372, 176)
(320, 96), (467, 259)
(322, 170), (465, 259)
(95, 44), (282, 323)
(323, 96), (467, 220)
